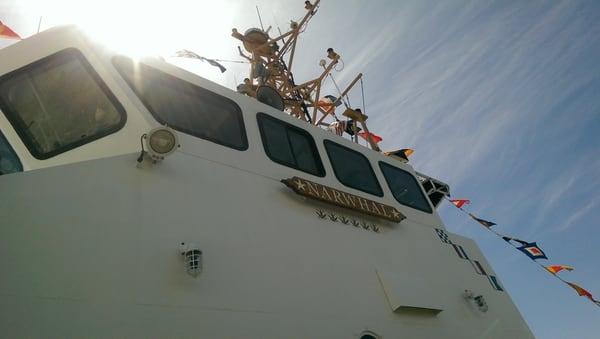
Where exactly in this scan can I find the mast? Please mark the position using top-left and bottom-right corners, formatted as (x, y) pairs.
(231, 0), (379, 150)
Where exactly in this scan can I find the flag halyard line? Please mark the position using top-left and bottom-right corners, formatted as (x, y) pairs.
(443, 196), (600, 307)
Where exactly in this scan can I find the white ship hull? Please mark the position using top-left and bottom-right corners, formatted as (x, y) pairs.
(0, 26), (533, 338)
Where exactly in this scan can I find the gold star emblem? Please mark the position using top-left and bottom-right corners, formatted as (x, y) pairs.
(295, 178), (306, 191)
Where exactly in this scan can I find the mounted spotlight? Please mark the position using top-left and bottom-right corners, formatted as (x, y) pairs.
(143, 126), (180, 162)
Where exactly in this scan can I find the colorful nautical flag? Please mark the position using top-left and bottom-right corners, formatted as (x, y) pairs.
(450, 199), (470, 208)
(501, 236), (549, 260)
(400, 148), (414, 158)
(516, 241), (548, 260)
(0, 21), (20, 39)
(435, 228), (452, 244)
(502, 236), (528, 246)
(545, 265), (574, 274)
(566, 282), (598, 304)
(358, 131), (382, 143)
(501, 236), (513, 243)
(444, 189), (597, 304)
(468, 213), (497, 228)
(384, 148), (413, 161)
(397, 148), (414, 160)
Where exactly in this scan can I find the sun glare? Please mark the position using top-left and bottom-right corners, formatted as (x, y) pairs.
(15, 0), (247, 86)
(19, 0), (237, 58)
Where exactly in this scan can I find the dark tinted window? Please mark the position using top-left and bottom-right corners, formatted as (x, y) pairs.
(113, 56), (247, 150)
(257, 113), (324, 176)
(0, 130), (22, 175)
(379, 162), (432, 213)
(324, 140), (382, 196)
(0, 49), (126, 159)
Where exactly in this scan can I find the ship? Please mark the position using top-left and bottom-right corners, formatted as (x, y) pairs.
(0, 2), (533, 338)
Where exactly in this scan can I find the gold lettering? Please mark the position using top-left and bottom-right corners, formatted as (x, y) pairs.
(358, 197), (371, 212)
(332, 190), (346, 205)
(370, 201), (382, 215)
(306, 181), (320, 197)
(379, 206), (390, 217)
(320, 186), (333, 200)
(282, 177), (402, 223)
(343, 193), (357, 207)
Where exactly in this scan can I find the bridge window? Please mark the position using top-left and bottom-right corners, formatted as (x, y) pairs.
(379, 162), (432, 213)
(113, 56), (247, 151)
(0, 48), (126, 159)
(0, 130), (22, 175)
(324, 140), (382, 196)
(257, 113), (324, 176)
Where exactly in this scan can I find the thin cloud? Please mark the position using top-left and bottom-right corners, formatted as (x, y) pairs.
(555, 198), (597, 232)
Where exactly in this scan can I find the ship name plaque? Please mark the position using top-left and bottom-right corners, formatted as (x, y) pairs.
(281, 176), (405, 223)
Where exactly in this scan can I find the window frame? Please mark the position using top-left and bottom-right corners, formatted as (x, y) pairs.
(112, 56), (248, 151)
(378, 161), (434, 213)
(256, 112), (325, 177)
(0, 129), (23, 174)
(323, 139), (383, 197)
(0, 48), (127, 160)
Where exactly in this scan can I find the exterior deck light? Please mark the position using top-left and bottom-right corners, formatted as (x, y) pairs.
(180, 242), (202, 277)
(145, 126), (179, 161)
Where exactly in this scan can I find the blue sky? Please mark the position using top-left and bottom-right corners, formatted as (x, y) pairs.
(2, 0), (600, 337)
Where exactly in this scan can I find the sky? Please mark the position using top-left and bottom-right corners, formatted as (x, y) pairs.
(2, 0), (600, 337)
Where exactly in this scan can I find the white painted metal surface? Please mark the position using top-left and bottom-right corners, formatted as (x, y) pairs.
(0, 26), (533, 338)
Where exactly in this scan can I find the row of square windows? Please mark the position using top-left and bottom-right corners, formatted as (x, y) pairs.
(0, 49), (432, 214)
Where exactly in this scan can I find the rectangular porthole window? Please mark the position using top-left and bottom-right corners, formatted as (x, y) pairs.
(324, 140), (383, 196)
(379, 162), (433, 213)
(452, 244), (469, 260)
(0, 48), (126, 159)
(0, 130), (22, 175)
(472, 260), (487, 275)
(257, 113), (324, 176)
(112, 55), (248, 150)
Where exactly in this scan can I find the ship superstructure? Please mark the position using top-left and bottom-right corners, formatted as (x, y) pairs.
(0, 5), (532, 338)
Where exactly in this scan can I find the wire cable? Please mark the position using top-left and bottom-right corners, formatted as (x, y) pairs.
(327, 72), (350, 108)
(213, 59), (250, 64)
(360, 77), (366, 115)
(335, 57), (345, 72)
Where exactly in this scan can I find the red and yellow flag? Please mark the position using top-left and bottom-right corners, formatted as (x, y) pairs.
(358, 131), (382, 143)
(567, 282), (596, 302)
(545, 265), (573, 274)
(449, 199), (470, 208)
(0, 21), (21, 39)
(399, 148), (414, 158)
(384, 148), (414, 161)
